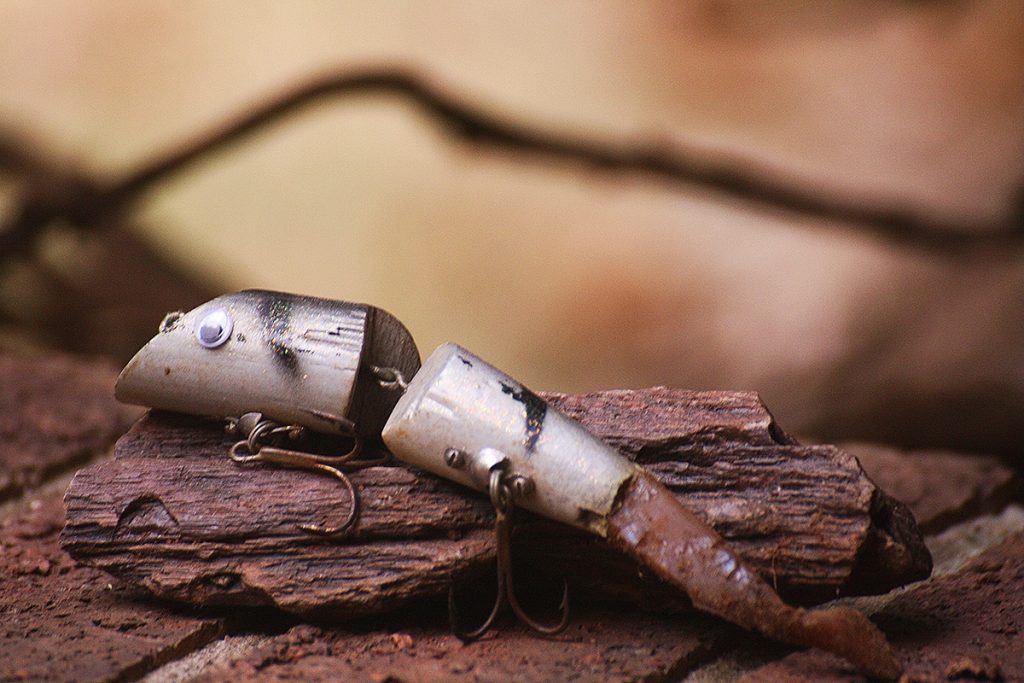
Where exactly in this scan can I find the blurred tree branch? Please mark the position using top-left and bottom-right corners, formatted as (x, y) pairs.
(3, 66), (1023, 263)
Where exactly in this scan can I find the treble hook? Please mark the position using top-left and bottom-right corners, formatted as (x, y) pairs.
(227, 412), (379, 536)
(449, 466), (570, 641)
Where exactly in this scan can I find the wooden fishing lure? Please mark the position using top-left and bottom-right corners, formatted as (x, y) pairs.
(116, 289), (420, 438)
(116, 290), (901, 680)
(382, 343), (900, 679)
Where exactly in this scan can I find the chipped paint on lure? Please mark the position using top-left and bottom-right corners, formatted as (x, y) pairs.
(116, 289), (420, 438)
(116, 291), (901, 680)
(382, 344), (635, 534)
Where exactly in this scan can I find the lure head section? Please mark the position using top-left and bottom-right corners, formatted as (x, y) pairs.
(116, 289), (420, 437)
(381, 343), (637, 536)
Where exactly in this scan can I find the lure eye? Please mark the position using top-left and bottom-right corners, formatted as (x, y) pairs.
(195, 309), (233, 348)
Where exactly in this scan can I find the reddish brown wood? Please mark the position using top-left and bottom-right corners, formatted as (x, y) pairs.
(544, 388), (796, 449)
(63, 388), (930, 619)
(844, 442), (1017, 534)
(63, 412), (495, 617)
(0, 352), (141, 502)
(0, 492), (223, 683)
(737, 531), (1024, 683)
(542, 389), (931, 604)
(604, 471), (899, 680)
(196, 608), (730, 683)
(2, 344), (1018, 683)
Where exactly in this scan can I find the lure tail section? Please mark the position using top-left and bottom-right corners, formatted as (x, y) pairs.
(384, 343), (900, 680)
(607, 471), (901, 680)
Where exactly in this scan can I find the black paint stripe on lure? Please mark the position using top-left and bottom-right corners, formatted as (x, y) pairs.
(257, 293), (298, 372)
(500, 381), (547, 452)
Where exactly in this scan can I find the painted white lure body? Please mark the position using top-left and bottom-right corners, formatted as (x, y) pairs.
(382, 343), (635, 535)
(116, 289), (419, 438)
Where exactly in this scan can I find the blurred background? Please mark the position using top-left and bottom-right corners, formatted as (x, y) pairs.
(1, 1), (1022, 457)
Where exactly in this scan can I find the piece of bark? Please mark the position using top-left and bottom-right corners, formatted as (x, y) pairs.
(194, 608), (730, 683)
(737, 530), (1024, 683)
(0, 491), (224, 683)
(843, 442), (1018, 534)
(540, 389), (931, 605)
(63, 388), (929, 619)
(0, 352), (142, 503)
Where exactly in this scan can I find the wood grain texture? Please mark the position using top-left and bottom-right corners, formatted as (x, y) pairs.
(62, 388), (931, 619)
(63, 413), (494, 618)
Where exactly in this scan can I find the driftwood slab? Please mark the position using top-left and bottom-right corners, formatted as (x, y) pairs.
(61, 388), (930, 618)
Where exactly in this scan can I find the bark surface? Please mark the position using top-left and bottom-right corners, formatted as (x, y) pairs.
(62, 388), (930, 617)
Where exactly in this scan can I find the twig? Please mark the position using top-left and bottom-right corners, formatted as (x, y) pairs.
(4, 67), (1023, 254)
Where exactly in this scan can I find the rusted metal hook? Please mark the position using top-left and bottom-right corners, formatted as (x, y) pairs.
(226, 412), (378, 536)
(449, 466), (570, 641)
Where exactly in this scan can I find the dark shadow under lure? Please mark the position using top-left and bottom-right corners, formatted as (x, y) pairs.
(115, 289), (902, 680)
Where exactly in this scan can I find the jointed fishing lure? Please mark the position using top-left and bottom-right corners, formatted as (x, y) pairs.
(116, 289), (901, 679)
